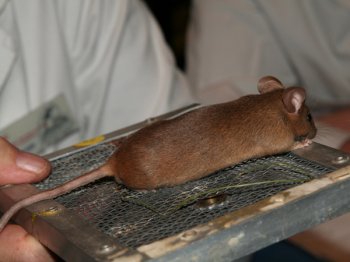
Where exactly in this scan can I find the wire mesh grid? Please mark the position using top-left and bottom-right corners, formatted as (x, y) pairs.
(35, 141), (333, 248)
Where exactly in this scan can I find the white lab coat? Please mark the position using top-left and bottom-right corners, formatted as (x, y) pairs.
(0, 0), (194, 153)
(187, 0), (350, 107)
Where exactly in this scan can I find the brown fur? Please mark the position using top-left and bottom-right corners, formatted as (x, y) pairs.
(114, 87), (316, 189)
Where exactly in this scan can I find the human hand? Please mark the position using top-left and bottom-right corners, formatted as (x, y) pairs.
(0, 137), (54, 262)
(341, 139), (350, 153)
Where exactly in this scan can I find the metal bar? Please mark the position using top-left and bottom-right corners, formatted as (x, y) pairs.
(293, 142), (350, 169)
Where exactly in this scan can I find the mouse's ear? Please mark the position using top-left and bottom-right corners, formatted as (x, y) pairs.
(282, 87), (306, 114)
(257, 76), (284, 94)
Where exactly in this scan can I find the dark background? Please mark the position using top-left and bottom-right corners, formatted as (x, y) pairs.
(143, 0), (191, 70)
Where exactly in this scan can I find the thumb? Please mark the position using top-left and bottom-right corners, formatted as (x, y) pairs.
(0, 137), (51, 185)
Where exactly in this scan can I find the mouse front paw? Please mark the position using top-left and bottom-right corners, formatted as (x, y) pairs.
(292, 139), (312, 150)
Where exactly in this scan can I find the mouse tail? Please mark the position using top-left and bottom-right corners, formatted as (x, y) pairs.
(0, 167), (110, 232)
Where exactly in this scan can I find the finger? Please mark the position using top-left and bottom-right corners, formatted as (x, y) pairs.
(341, 139), (350, 153)
(0, 137), (51, 185)
(0, 224), (55, 262)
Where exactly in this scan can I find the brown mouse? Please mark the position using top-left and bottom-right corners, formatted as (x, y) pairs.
(0, 76), (317, 231)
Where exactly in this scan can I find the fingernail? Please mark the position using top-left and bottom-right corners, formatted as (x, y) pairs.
(16, 152), (48, 173)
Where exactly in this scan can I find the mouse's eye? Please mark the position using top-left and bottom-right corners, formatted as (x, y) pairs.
(307, 112), (313, 122)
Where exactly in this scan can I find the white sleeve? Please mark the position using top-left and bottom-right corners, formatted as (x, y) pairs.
(57, 0), (194, 137)
(187, 0), (350, 106)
